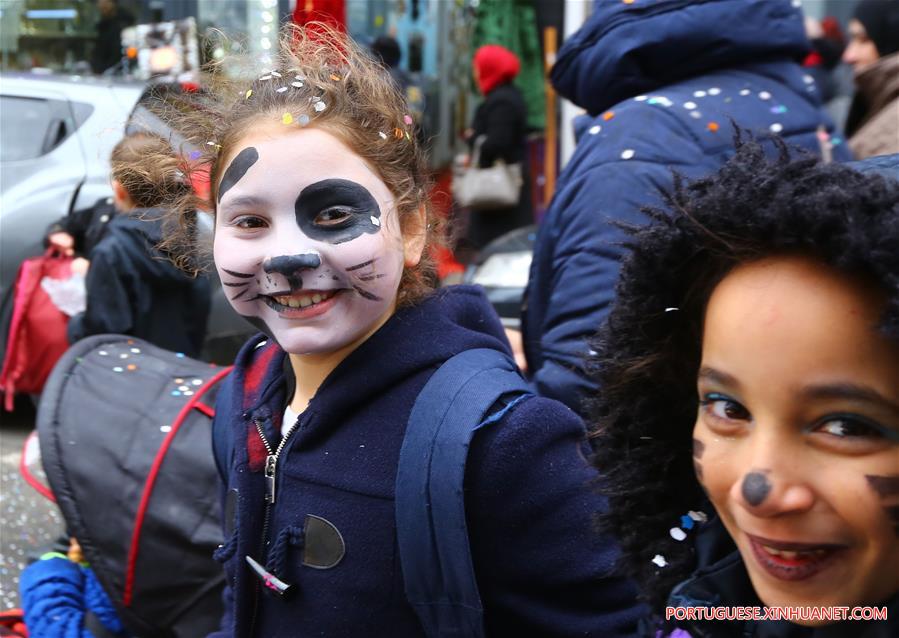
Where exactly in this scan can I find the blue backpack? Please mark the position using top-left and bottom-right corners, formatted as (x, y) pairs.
(212, 347), (532, 638)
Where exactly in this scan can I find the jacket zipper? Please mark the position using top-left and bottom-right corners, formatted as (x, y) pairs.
(248, 414), (302, 634)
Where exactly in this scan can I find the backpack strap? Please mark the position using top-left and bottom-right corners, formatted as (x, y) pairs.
(396, 348), (531, 638)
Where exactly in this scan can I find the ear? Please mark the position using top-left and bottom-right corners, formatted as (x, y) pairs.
(402, 205), (428, 268)
(111, 179), (133, 211)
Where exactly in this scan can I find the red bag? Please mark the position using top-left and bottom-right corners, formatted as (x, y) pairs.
(0, 249), (73, 410)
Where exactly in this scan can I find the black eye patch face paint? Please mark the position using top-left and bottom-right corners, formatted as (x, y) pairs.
(218, 147), (259, 203)
(295, 178), (382, 245)
(742, 471), (772, 506)
(866, 475), (899, 537)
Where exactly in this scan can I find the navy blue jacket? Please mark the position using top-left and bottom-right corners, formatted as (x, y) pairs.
(67, 209), (211, 358)
(522, 0), (852, 415)
(209, 286), (643, 637)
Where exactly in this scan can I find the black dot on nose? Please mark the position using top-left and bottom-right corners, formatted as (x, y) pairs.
(742, 472), (771, 506)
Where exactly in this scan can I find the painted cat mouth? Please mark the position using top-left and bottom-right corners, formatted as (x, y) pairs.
(264, 289), (340, 310)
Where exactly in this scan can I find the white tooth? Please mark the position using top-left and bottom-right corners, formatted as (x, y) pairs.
(288, 299), (301, 308)
(763, 546), (782, 557)
(780, 551), (798, 560)
(312, 293), (322, 304)
(299, 296), (313, 308)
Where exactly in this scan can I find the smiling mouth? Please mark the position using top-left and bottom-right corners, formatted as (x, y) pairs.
(746, 534), (848, 581)
(263, 289), (340, 310)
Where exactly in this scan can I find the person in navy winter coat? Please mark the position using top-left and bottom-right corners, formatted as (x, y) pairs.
(66, 134), (211, 358)
(520, 0), (852, 416)
(144, 26), (644, 637)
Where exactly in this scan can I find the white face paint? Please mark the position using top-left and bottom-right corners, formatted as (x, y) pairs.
(213, 126), (406, 355)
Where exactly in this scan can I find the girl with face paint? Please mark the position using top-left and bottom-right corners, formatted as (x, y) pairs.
(143, 24), (645, 637)
(587, 140), (899, 637)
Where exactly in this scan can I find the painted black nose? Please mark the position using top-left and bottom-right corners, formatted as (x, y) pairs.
(263, 253), (322, 274)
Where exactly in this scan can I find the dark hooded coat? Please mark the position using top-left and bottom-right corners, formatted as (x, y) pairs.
(67, 209), (210, 357)
(522, 0), (851, 415)
(208, 286), (644, 637)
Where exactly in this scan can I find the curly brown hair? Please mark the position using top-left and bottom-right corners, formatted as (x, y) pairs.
(141, 23), (442, 307)
(109, 133), (191, 209)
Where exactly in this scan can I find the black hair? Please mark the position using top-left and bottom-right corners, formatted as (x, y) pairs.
(586, 136), (899, 615)
(371, 35), (401, 69)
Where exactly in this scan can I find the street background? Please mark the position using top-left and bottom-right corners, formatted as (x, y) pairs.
(0, 402), (64, 609)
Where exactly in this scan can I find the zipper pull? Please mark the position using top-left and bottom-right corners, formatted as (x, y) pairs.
(264, 454), (277, 504)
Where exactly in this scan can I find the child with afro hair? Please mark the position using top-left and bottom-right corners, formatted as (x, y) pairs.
(588, 138), (899, 636)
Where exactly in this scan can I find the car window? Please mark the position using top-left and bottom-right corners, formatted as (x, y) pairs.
(0, 95), (85, 162)
(0, 96), (53, 161)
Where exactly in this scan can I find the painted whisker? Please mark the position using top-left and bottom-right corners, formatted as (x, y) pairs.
(223, 268), (254, 279)
(353, 285), (382, 301)
(346, 259), (376, 272)
(866, 475), (899, 497)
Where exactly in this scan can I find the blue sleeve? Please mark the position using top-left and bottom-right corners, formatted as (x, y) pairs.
(20, 557), (100, 638)
(467, 396), (647, 636)
(524, 109), (714, 415)
(67, 246), (133, 343)
(525, 160), (662, 413)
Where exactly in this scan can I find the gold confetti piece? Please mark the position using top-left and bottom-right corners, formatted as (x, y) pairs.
(245, 89), (253, 99)
(707, 121), (719, 132)
(602, 111), (615, 121)
(330, 73), (341, 81)
(394, 128), (404, 139)
(282, 112), (294, 125)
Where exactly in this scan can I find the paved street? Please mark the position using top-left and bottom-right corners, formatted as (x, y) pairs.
(0, 400), (64, 610)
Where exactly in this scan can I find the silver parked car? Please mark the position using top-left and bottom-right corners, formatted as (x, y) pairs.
(0, 73), (252, 364)
(0, 73), (144, 297)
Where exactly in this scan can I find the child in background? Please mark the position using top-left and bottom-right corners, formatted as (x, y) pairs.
(588, 141), (898, 636)
(66, 133), (211, 358)
(20, 537), (127, 638)
(144, 24), (643, 637)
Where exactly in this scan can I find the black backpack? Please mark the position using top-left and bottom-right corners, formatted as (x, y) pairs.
(37, 334), (232, 637)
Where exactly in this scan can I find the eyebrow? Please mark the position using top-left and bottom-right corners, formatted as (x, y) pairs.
(802, 383), (899, 418)
(218, 195), (270, 211)
(697, 366), (742, 390)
